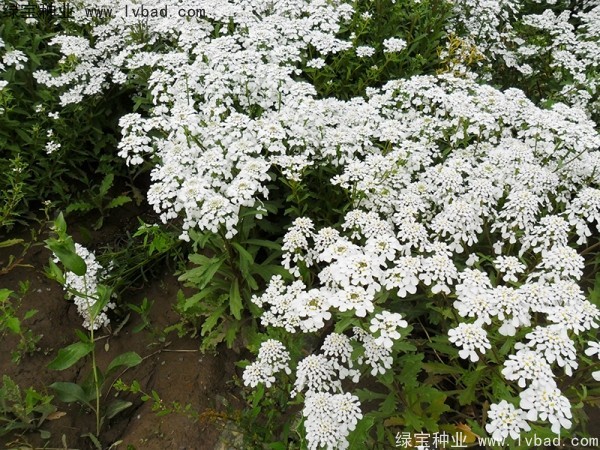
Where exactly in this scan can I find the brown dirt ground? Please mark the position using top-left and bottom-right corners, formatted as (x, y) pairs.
(0, 212), (243, 450)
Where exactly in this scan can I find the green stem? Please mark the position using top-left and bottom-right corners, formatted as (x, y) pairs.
(90, 325), (101, 436)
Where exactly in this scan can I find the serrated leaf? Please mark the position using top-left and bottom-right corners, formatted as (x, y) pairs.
(232, 242), (254, 277)
(201, 303), (228, 336)
(347, 415), (375, 448)
(399, 353), (423, 390)
(65, 201), (94, 214)
(179, 255), (225, 289)
(458, 370), (483, 406)
(182, 287), (217, 312)
(106, 195), (132, 209)
(48, 342), (93, 370)
(229, 279), (243, 320)
(99, 174), (114, 197)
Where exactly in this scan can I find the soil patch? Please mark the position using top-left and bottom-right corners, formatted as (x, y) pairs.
(0, 218), (241, 450)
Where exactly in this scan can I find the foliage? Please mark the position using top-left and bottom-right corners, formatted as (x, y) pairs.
(0, 7), (138, 228)
(176, 207), (288, 350)
(45, 213), (142, 443)
(0, 375), (56, 439)
(0, 284), (41, 364)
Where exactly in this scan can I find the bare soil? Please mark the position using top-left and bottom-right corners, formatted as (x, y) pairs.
(0, 212), (242, 450)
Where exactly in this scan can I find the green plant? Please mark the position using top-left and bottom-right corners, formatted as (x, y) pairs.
(0, 11), (138, 227)
(0, 375), (57, 439)
(301, 0), (453, 100)
(114, 379), (208, 421)
(0, 283), (41, 364)
(96, 218), (184, 298)
(65, 173), (132, 230)
(0, 155), (27, 230)
(44, 213), (142, 446)
(176, 206), (288, 350)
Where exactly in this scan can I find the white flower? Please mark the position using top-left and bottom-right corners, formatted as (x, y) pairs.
(382, 256), (420, 297)
(56, 244), (113, 331)
(354, 328), (394, 375)
(383, 37), (407, 53)
(306, 58), (326, 69)
(257, 339), (291, 375)
(293, 354), (341, 396)
(303, 392), (362, 450)
(2, 50), (27, 70)
(485, 400), (531, 442)
(448, 322), (491, 362)
(332, 286), (374, 318)
(356, 46), (375, 58)
(585, 342), (600, 381)
(242, 361), (276, 388)
(502, 349), (556, 388)
(321, 333), (354, 373)
(494, 256), (526, 283)
(515, 325), (577, 376)
(520, 385), (572, 434)
(369, 311), (407, 349)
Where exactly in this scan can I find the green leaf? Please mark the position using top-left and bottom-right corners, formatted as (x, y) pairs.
(0, 289), (13, 301)
(241, 239), (281, 251)
(5, 317), (21, 334)
(99, 174), (114, 197)
(399, 354), (423, 390)
(48, 342), (93, 370)
(179, 255), (225, 289)
(422, 362), (463, 375)
(47, 241), (87, 276)
(82, 432), (103, 450)
(229, 279), (243, 320)
(232, 242), (254, 276)
(65, 201), (94, 214)
(105, 399), (133, 419)
(89, 285), (112, 320)
(252, 264), (289, 281)
(347, 415), (375, 448)
(50, 382), (92, 407)
(106, 195), (132, 209)
(201, 303), (228, 336)
(54, 212), (67, 235)
(458, 370), (483, 406)
(0, 238), (23, 248)
(107, 352), (142, 375)
(23, 309), (38, 320)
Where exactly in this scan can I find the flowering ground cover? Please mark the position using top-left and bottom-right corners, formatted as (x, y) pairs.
(1, 1), (600, 449)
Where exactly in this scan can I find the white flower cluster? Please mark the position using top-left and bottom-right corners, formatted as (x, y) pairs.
(0, 37), (27, 100)
(449, 0), (600, 115)
(56, 244), (114, 330)
(242, 339), (291, 388)
(242, 334), (371, 449)
(303, 392), (362, 450)
(36, 0), (600, 445)
(34, 0), (361, 240)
